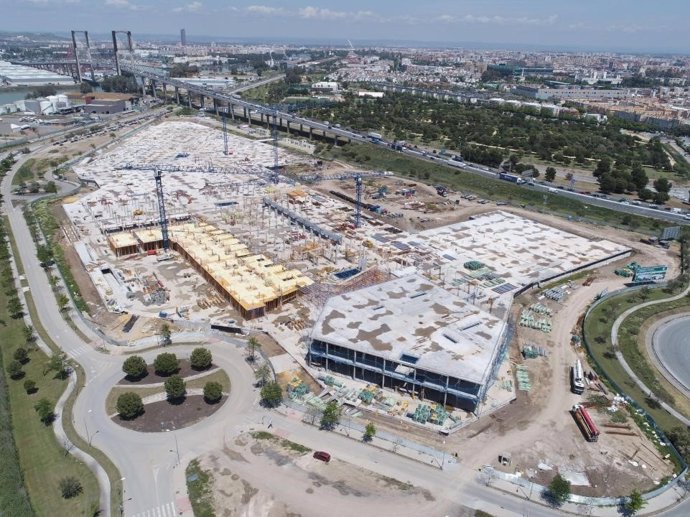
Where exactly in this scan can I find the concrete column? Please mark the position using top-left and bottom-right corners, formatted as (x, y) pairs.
(199, 95), (204, 109)
(325, 342), (329, 372)
(213, 98), (218, 115)
(243, 107), (247, 119)
(230, 104), (235, 120)
(286, 120), (290, 135)
(175, 87), (179, 104)
(444, 376), (449, 406)
(352, 351), (356, 379)
(162, 83), (167, 103)
(151, 81), (157, 99)
(141, 77), (146, 97)
(247, 109), (251, 126)
(309, 127), (313, 140)
(382, 359), (386, 387)
(299, 123), (303, 133)
(187, 92), (192, 108)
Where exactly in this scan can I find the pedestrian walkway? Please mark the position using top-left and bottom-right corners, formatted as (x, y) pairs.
(130, 501), (177, 517)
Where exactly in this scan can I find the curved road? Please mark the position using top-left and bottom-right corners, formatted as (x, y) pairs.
(5, 138), (690, 516)
(612, 283), (690, 427)
(650, 315), (690, 395)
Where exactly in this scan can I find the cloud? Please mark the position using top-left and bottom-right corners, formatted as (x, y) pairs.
(104, 0), (146, 10)
(298, 6), (347, 20)
(456, 14), (559, 26)
(173, 1), (201, 13)
(246, 5), (284, 15)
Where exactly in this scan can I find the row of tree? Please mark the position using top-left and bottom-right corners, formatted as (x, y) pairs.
(302, 92), (680, 173)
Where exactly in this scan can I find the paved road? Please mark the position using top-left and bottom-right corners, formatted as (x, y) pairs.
(4, 128), (690, 517)
(612, 283), (690, 427)
(651, 315), (690, 394)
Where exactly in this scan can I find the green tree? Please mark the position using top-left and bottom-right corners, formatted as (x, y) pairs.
(8, 360), (24, 380)
(34, 398), (55, 424)
(363, 422), (376, 442)
(203, 381), (223, 403)
(116, 392), (144, 419)
(153, 352), (179, 376)
(653, 177), (672, 194)
(57, 294), (69, 312)
(44, 181), (58, 194)
(164, 375), (186, 401)
(190, 347), (213, 370)
(594, 157), (611, 177)
(160, 323), (172, 346)
(8, 296), (23, 318)
(47, 353), (69, 379)
(23, 379), (37, 394)
(36, 245), (53, 266)
(122, 355), (148, 379)
(639, 188), (654, 201)
(79, 82), (93, 94)
(546, 474), (571, 505)
(59, 476), (83, 499)
(654, 191), (670, 205)
(625, 489), (646, 515)
(544, 167), (557, 182)
(254, 363), (272, 386)
(247, 336), (260, 362)
(630, 163), (648, 191)
(320, 400), (341, 430)
(260, 381), (283, 408)
(23, 324), (35, 343)
(14, 347), (29, 364)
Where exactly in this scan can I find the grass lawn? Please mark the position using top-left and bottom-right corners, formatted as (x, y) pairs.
(105, 386), (164, 415)
(6, 217), (122, 516)
(186, 459), (215, 517)
(583, 288), (690, 433)
(185, 369), (231, 392)
(0, 292), (99, 516)
(318, 142), (664, 235)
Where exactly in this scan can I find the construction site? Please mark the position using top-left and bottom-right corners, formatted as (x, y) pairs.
(53, 116), (682, 496)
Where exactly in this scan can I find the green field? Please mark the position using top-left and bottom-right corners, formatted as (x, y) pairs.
(318, 142), (666, 234)
(0, 224), (100, 516)
(583, 287), (689, 433)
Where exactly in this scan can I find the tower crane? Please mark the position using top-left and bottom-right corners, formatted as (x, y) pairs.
(117, 163), (259, 251)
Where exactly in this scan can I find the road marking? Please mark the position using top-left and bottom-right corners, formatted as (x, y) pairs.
(131, 501), (176, 517)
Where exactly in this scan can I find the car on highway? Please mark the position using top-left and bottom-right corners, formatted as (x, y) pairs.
(313, 451), (331, 463)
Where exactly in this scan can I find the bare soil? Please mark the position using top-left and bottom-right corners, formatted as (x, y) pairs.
(197, 432), (464, 517)
(118, 359), (218, 385)
(113, 394), (226, 432)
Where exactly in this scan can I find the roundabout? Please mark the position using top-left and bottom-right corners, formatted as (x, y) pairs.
(650, 314), (690, 396)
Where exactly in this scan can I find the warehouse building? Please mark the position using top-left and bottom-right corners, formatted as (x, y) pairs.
(308, 274), (509, 412)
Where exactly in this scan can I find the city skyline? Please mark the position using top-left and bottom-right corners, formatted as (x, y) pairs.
(4, 0), (690, 53)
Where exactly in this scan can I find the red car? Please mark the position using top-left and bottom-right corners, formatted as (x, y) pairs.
(313, 451), (331, 463)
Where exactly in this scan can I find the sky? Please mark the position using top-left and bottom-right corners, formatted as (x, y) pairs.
(3, 0), (690, 53)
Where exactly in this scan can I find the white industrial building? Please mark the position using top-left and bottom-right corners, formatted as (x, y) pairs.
(0, 61), (74, 86)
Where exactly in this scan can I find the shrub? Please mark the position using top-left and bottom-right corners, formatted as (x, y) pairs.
(34, 398), (55, 424)
(260, 381), (282, 408)
(203, 381), (223, 403)
(154, 352), (179, 376)
(116, 392), (144, 420)
(122, 355), (148, 379)
(23, 379), (37, 394)
(190, 347), (213, 370)
(164, 375), (186, 401)
(59, 476), (83, 499)
(13, 347), (29, 364)
(8, 360), (24, 380)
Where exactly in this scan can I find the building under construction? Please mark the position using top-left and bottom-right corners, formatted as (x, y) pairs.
(308, 274), (509, 412)
(108, 221), (313, 319)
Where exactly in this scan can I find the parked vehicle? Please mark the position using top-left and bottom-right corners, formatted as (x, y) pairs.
(313, 451), (331, 463)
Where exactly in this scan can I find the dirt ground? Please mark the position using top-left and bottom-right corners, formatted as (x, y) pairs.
(113, 395), (226, 432)
(199, 432), (468, 517)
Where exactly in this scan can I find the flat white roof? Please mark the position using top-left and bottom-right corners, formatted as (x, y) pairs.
(311, 274), (506, 385)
